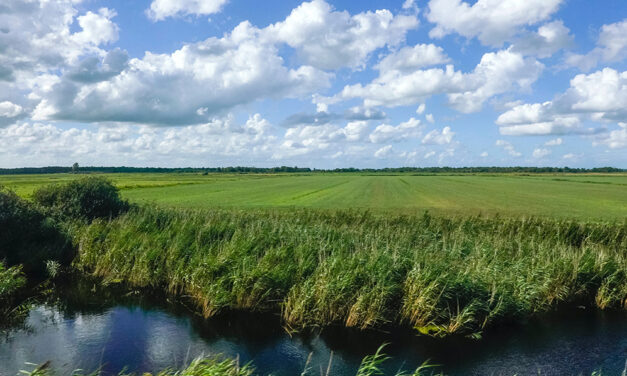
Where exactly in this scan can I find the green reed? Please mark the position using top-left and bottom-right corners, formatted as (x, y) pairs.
(68, 206), (627, 337)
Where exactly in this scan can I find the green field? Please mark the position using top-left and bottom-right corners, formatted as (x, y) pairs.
(1, 172), (625, 220)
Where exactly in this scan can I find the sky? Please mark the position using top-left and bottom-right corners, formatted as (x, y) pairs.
(0, 0), (626, 168)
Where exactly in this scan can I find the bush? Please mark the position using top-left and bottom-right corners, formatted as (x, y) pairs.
(33, 176), (129, 220)
(0, 186), (72, 274)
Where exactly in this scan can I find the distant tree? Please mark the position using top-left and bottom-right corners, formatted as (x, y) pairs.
(71, 162), (79, 174)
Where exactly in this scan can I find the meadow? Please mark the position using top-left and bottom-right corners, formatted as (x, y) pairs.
(1, 172), (626, 220)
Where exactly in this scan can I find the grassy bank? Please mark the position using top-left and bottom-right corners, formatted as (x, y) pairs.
(72, 205), (627, 337)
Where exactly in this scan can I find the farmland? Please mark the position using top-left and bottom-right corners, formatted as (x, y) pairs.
(1, 172), (626, 220)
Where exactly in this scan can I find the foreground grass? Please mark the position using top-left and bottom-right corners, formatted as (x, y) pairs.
(22, 350), (624, 376)
(72, 206), (627, 337)
(23, 354), (436, 376)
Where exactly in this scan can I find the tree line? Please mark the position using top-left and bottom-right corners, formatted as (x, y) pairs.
(0, 165), (623, 175)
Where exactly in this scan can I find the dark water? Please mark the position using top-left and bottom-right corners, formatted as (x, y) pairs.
(0, 284), (625, 376)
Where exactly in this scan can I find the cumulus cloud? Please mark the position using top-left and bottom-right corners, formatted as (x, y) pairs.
(0, 102), (24, 118)
(447, 49), (544, 113)
(512, 21), (573, 58)
(496, 139), (522, 157)
(65, 48), (129, 84)
(33, 21), (332, 125)
(562, 153), (579, 160)
(421, 126), (455, 145)
(566, 19), (627, 71)
(328, 48), (542, 113)
(0, 101), (25, 127)
(496, 68), (627, 136)
(532, 148), (551, 158)
(375, 44), (449, 72)
(0, 114), (277, 167)
(374, 145), (393, 158)
(265, 0), (419, 70)
(281, 107), (385, 128)
(545, 137), (563, 146)
(147, 0), (228, 21)
(279, 120), (372, 157)
(593, 122), (627, 149)
(369, 117), (422, 143)
(0, 1), (119, 83)
(426, 0), (563, 46)
(0, 1), (121, 127)
(29, 0), (423, 126)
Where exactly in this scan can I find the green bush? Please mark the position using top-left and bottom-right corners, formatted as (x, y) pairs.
(33, 176), (129, 220)
(0, 186), (72, 273)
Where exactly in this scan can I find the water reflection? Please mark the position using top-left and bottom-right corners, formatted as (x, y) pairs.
(0, 282), (625, 376)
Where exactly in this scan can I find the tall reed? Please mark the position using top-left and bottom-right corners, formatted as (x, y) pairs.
(72, 206), (627, 336)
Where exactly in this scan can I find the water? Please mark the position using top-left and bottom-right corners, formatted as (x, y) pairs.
(0, 283), (625, 376)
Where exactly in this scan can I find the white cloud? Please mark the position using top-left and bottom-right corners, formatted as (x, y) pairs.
(566, 19), (627, 71)
(328, 49), (542, 113)
(424, 151), (436, 159)
(497, 68), (627, 136)
(0, 114), (277, 167)
(278, 120), (374, 158)
(421, 126), (455, 145)
(266, 0), (419, 70)
(447, 49), (544, 113)
(544, 137), (562, 146)
(71, 8), (119, 47)
(0, 102), (24, 118)
(0, 1), (121, 127)
(426, 114), (435, 123)
(562, 153), (580, 160)
(147, 0), (228, 21)
(29, 0), (424, 126)
(0, 1), (119, 79)
(374, 145), (393, 158)
(496, 139), (521, 157)
(369, 117), (422, 143)
(532, 148), (551, 158)
(416, 103), (426, 115)
(376, 44), (449, 72)
(33, 21), (332, 125)
(512, 21), (573, 58)
(480, 151), (488, 157)
(593, 123), (627, 149)
(426, 0), (563, 46)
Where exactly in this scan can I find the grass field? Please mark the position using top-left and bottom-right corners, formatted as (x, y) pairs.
(1, 173), (626, 220)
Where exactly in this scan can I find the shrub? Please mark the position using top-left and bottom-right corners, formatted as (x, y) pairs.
(0, 186), (72, 273)
(33, 176), (129, 220)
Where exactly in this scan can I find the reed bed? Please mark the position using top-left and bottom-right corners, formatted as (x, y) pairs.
(71, 206), (627, 337)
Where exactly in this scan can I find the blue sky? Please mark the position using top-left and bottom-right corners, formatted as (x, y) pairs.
(0, 0), (625, 168)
